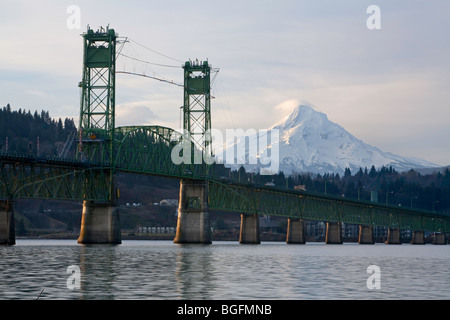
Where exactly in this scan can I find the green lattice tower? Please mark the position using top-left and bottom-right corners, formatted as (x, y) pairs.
(78, 26), (117, 164)
(78, 26), (117, 201)
(183, 60), (212, 160)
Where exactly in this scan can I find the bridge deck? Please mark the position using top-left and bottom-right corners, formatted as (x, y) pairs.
(1, 152), (449, 233)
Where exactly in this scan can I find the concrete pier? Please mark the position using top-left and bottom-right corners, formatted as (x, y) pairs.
(410, 230), (425, 245)
(358, 225), (374, 244)
(432, 232), (446, 245)
(239, 213), (260, 244)
(325, 222), (342, 244)
(385, 228), (401, 244)
(286, 218), (306, 244)
(78, 200), (121, 244)
(174, 179), (211, 244)
(0, 200), (15, 245)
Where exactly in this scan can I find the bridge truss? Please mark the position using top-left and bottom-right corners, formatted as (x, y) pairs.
(1, 149), (449, 233)
(208, 180), (450, 233)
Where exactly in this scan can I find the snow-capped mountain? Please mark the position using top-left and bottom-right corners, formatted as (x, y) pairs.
(215, 104), (439, 175)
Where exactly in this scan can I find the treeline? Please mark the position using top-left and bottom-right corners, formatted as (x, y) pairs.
(228, 165), (450, 214)
(0, 103), (77, 156)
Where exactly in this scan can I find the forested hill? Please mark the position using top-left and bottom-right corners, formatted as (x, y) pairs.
(0, 103), (77, 156)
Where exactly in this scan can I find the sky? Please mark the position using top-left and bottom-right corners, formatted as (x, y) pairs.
(1, 0), (449, 166)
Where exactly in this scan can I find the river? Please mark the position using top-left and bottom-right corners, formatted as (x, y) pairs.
(0, 239), (449, 300)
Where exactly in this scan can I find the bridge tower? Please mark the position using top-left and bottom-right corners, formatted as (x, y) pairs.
(174, 60), (213, 244)
(77, 26), (120, 244)
(182, 59), (212, 157)
(78, 25), (117, 164)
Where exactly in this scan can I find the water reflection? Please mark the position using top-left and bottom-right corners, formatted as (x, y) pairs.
(78, 245), (119, 300)
(0, 240), (449, 300)
(175, 244), (215, 299)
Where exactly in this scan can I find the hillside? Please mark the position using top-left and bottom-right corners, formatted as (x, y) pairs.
(0, 104), (77, 156)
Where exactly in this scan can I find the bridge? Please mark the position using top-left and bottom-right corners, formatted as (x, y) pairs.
(1, 26), (449, 245)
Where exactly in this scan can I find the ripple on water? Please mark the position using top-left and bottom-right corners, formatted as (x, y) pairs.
(0, 240), (449, 299)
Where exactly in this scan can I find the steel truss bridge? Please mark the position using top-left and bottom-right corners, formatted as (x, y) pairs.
(1, 127), (449, 234)
(1, 26), (449, 241)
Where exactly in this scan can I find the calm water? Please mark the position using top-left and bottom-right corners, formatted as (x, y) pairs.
(0, 239), (449, 300)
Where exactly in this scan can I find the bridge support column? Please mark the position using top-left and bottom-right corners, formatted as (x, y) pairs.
(174, 180), (211, 244)
(78, 201), (121, 244)
(286, 218), (305, 244)
(239, 213), (260, 244)
(325, 222), (342, 244)
(385, 228), (401, 244)
(432, 232), (446, 245)
(0, 200), (15, 245)
(358, 225), (374, 244)
(410, 230), (425, 245)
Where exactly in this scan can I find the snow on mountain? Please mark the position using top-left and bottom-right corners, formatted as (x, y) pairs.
(215, 104), (439, 175)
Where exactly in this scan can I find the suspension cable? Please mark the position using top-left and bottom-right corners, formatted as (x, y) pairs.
(127, 38), (184, 64)
(116, 71), (184, 87)
(118, 52), (181, 68)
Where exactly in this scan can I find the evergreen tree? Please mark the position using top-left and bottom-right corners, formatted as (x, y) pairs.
(0, 104), (78, 156)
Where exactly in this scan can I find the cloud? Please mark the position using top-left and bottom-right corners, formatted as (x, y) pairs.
(115, 103), (157, 127)
(274, 99), (300, 114)
(26, 90), (55, 100)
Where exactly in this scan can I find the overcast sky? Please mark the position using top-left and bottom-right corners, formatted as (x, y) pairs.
(1, 0), (449, 166)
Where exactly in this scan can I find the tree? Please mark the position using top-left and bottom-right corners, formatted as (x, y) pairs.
(0, 105), (79, 157)
(344, 167), (352, 177)
(238, 165), (246, 181)
(56, 118), (64, 141)
(369, 165), (377, 178)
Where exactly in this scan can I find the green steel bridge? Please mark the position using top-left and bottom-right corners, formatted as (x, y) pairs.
(1, 145), (449, 234)
(1, 26), (449, 244)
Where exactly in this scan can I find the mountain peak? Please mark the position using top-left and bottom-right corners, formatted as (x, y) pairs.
(218, 102), (439, 175)
(273, 104), (328, 130)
